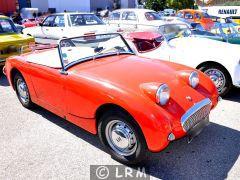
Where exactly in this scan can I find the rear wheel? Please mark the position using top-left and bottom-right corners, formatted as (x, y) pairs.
(14, 72), (34, 109)
(98, 110), (147, 165)
(199, 64), (232, 96)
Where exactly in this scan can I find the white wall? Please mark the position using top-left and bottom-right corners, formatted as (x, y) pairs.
(48, 0), (91, 12)
(31, 0), (49, 12)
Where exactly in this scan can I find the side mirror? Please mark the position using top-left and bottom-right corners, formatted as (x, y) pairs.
(39, 22), (43, 26)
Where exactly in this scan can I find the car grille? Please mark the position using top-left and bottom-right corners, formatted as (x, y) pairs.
(181, 98), (212, 132)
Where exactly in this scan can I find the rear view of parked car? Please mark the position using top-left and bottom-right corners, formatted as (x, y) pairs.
(108, 9), (165, 33)
(0, 15), (34, 73)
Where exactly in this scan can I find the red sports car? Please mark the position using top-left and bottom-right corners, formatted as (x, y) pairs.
(4, 33), (219, 164)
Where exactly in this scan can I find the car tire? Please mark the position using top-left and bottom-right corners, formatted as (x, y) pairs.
(199, 64), (232, 96)
(0, 66), (3, 76)
(14, 72), (34, 109)
(98, 110), (147, 165)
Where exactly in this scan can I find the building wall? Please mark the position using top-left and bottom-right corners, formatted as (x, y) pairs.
(31, 0), (49, 12)
(48, 0), (91, 12)
(0, 0), (16, 14)
(90, 0), (113, 11)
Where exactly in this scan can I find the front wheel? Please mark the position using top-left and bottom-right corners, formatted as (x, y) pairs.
(199, 64), (232, 96)
(98, 111), (147, 165)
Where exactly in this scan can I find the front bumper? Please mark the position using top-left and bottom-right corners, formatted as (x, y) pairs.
(187, 116), (210, 143)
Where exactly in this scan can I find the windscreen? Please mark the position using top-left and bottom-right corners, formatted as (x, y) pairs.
(70, 14), (104, 26)
(0, 19), (17, 34)
(59, 33), (133, 69)
(159, 24), (192, 41)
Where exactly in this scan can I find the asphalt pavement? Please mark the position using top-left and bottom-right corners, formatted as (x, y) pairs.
(0, 75), (239, 180)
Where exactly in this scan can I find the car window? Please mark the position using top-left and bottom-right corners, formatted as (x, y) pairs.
(0, 19), (16, 33)
(70, 14), (104, 26)
(202, 12), (210, 18)
(53, 15), (65, 27)
(109, 12), (120, 20)
(122, 11), (137, 21)
(194, 13), (201, 19)
(42, 16), (55, 27)
(184, 12), (193, 19)
(177, 12), (184, 18)
(145, 12), (162, 21)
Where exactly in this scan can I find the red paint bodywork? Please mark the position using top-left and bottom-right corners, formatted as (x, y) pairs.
(22, 19), (39, 28)
(5, 49), (218, 152)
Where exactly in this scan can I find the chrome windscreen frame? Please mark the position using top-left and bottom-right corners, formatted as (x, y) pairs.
(181, 98), (212, 132)
(57, 33), (135, 73)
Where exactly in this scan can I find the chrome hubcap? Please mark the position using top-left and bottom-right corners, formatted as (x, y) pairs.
(105, 120), (137, 156)
(17, 79), (29, 104)
(205, 68), (226, 92)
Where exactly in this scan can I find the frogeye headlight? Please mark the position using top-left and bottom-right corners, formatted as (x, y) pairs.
(189, 71), (199, 88)
(156, 84), (170, 106)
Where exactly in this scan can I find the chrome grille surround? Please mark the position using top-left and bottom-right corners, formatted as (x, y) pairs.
(181, 98), (212, 132)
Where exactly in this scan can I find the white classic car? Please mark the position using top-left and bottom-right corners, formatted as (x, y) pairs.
(23, 12), (115, 44)
(124, 24), (240, 96)
(108, 8), (166, 33)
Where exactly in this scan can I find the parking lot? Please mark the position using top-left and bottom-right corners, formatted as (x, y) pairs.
(0, 75), (239, 180)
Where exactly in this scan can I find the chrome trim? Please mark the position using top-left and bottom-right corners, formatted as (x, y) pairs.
(189, 71), (199, 88)
(181, 98), (212, 132)
(156, 84), (170, 105)
(168, 133), (175, 141)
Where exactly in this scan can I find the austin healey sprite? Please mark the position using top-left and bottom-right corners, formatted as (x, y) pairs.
(4, 33), (219, 164)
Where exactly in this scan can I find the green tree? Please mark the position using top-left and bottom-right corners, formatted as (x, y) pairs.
(166, 0), (195, 10)
(145, 0), (166, 11)
(224, 1), (240, 6)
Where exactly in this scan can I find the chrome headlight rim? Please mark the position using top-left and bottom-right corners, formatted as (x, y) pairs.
(189, 71), (199, 88)
(156, 84), (170, 106)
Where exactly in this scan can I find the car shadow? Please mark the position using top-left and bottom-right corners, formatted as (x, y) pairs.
(224, 87), (240, 103)
(32, 106), (240, 180)
(0, 74), (9, 86)
(143, 123), (240, 180)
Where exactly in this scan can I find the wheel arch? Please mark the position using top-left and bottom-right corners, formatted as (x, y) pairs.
(196, 61), (233, 84)
(95, 103), (146, 138)
(96, 103), (138, 128)
(10, 68), (22, 90)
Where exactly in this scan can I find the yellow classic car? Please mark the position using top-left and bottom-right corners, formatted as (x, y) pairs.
(0, 15), (34, 72)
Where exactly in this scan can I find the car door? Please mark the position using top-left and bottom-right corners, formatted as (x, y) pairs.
(120, 11), (138, 32)
(41, 15), (55, 39)
(28, 63), (66, 117)
(48, 15), (66, 40)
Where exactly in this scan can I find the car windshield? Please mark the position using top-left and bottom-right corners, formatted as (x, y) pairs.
(158, 24), (192, 41)
(145, 12), (162, 21)
(70, 14), (104, 26)
(0, 18), (16, 34)
(59, 33), (134, 69)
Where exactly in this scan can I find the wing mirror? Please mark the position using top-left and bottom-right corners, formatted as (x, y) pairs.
(39, 22), (43, 26)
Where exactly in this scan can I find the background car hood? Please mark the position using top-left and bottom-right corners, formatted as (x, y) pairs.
(0, 33), (34, 44)
(169, 36), (240, 61)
